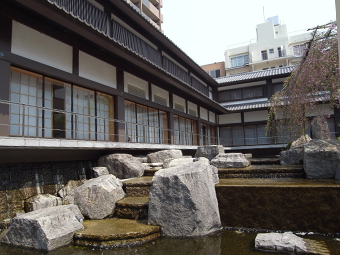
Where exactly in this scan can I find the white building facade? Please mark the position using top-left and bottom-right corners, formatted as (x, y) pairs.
(224, 16), (311, 76)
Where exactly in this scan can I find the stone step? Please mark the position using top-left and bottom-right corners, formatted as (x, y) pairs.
(73, 218), (160, 248)
(218, 165), (304, 179)
(115, 196), (149, 220)
(123, 177), (153, 197)
(249, 157), (280, 165)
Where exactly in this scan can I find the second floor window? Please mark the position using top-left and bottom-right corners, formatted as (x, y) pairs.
(261, 50), (268, 60)
(293, 44), (307, 56)
(230, 54), (249, 68)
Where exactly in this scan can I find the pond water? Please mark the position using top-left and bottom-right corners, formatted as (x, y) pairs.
(1, 229), (340, 255)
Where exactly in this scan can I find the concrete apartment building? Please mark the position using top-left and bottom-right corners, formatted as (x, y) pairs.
(125, 0), (163, 31)
(201, 61), (226, 79)
(224, 16), (311, 76)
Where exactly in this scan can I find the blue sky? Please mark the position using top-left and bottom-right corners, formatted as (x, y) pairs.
(162, 0), (336, 66)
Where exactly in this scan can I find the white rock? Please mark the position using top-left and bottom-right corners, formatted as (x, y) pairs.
(24, 194), (62, 212)
(210, 153), (250, 168)
(147, 150), (183, 163)
(73, 174), (125, 219)
(1, 205), (84, 251)
(148, 160), (221, 237)
(163, 157), (194, 168)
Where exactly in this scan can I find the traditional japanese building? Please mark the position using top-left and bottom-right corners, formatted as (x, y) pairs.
(0, 0), (229, 164)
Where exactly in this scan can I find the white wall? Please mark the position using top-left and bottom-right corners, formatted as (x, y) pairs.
(200, 107), (208, 121)
(219, 113), (241, 124)
(79, 51), (117, 89)
(12, 21), (73, 73)
(124, 72), (148, 99)
(152, 85), (169, 106)
(173, 95), (186, 112)
(244, 110), (268, 122)
(209, 111), (216, 123)
(187, 101), (197, 116)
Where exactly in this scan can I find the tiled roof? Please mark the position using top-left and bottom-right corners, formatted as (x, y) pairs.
(224, 101), (271, 111)
(215, 66), (295, 84)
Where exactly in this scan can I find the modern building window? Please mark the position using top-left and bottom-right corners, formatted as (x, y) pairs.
(206, 69), (221, 78)
(269, 49), (274, 54)
(261, 50), (268, 60)
(9, 67), (114, 141)
(293, 44), (306, 56)
(124, 101), (168, 144)
(230, 54), (249, 68)
(173, 115), (198, 145)
(278, 47), (283, 57)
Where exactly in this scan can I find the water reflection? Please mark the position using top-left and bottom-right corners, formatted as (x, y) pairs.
(0, 230), (339, 255)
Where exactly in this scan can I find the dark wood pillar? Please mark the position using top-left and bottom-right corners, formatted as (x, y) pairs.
(334, 107), (340, 137)
(115, 68), (125, 142)
(197, 107), (202, 146)
(168, 93), (174, 144)
(0, 15), (12, 136)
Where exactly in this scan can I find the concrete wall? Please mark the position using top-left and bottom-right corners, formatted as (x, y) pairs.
(12, 21), (72, 73)
(79, 51), (117, 89)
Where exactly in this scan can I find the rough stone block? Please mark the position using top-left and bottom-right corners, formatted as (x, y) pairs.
(24, 194), (62, 212)
(195, 145), (224, 161)
(147, 150), (183, 163)
(98, 154), (148, 179)
(210, 153), (250, 168)
(148, 160), (221, 237)
(73, 175), (125, 219)
(1, 204), (84, 251)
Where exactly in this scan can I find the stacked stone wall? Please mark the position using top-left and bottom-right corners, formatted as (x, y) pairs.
(0, 160), (96, 221)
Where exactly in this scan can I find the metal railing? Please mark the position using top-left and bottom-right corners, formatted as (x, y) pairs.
(0, 100), (221, 146)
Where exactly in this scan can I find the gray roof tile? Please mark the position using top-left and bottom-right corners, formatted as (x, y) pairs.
(216, 66), (295, 84)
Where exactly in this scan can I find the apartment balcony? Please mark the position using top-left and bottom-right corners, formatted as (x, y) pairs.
(142, 0), (161, 22)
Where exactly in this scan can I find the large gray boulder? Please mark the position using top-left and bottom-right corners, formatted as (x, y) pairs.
(280, 148), (303, 166)
(148, 160), (221, 237)
(1, 204), (84, 251)
(311, 116), (331, 139)
(255, 232), (330, 254)
(304, 139), (340, 179)
(210, 153), (250, 168)
(97, 154), (148, 179)
(163, 157), (193, 168)
(195, 145), (224, 161)
(73, 174), (125, 219)
(147, 150), (183, 163)
(24, 194), (62, 212)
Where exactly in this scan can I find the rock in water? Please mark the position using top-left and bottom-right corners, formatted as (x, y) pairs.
(195, 145), (224, 161)
(147, 150), (183, 163)
(304, 139), (340, 179)
(311, 116), (330, 139)
(210, 153), (250, 168)
(97, 154), (148, 179)
(1, 204), (84, 251)
(148, 160), (221, 237)
(24, 194), (62, 212)
(280, 148), (303, 166)
(73, 174), (125, 219)
(255, 232), (330, 255)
